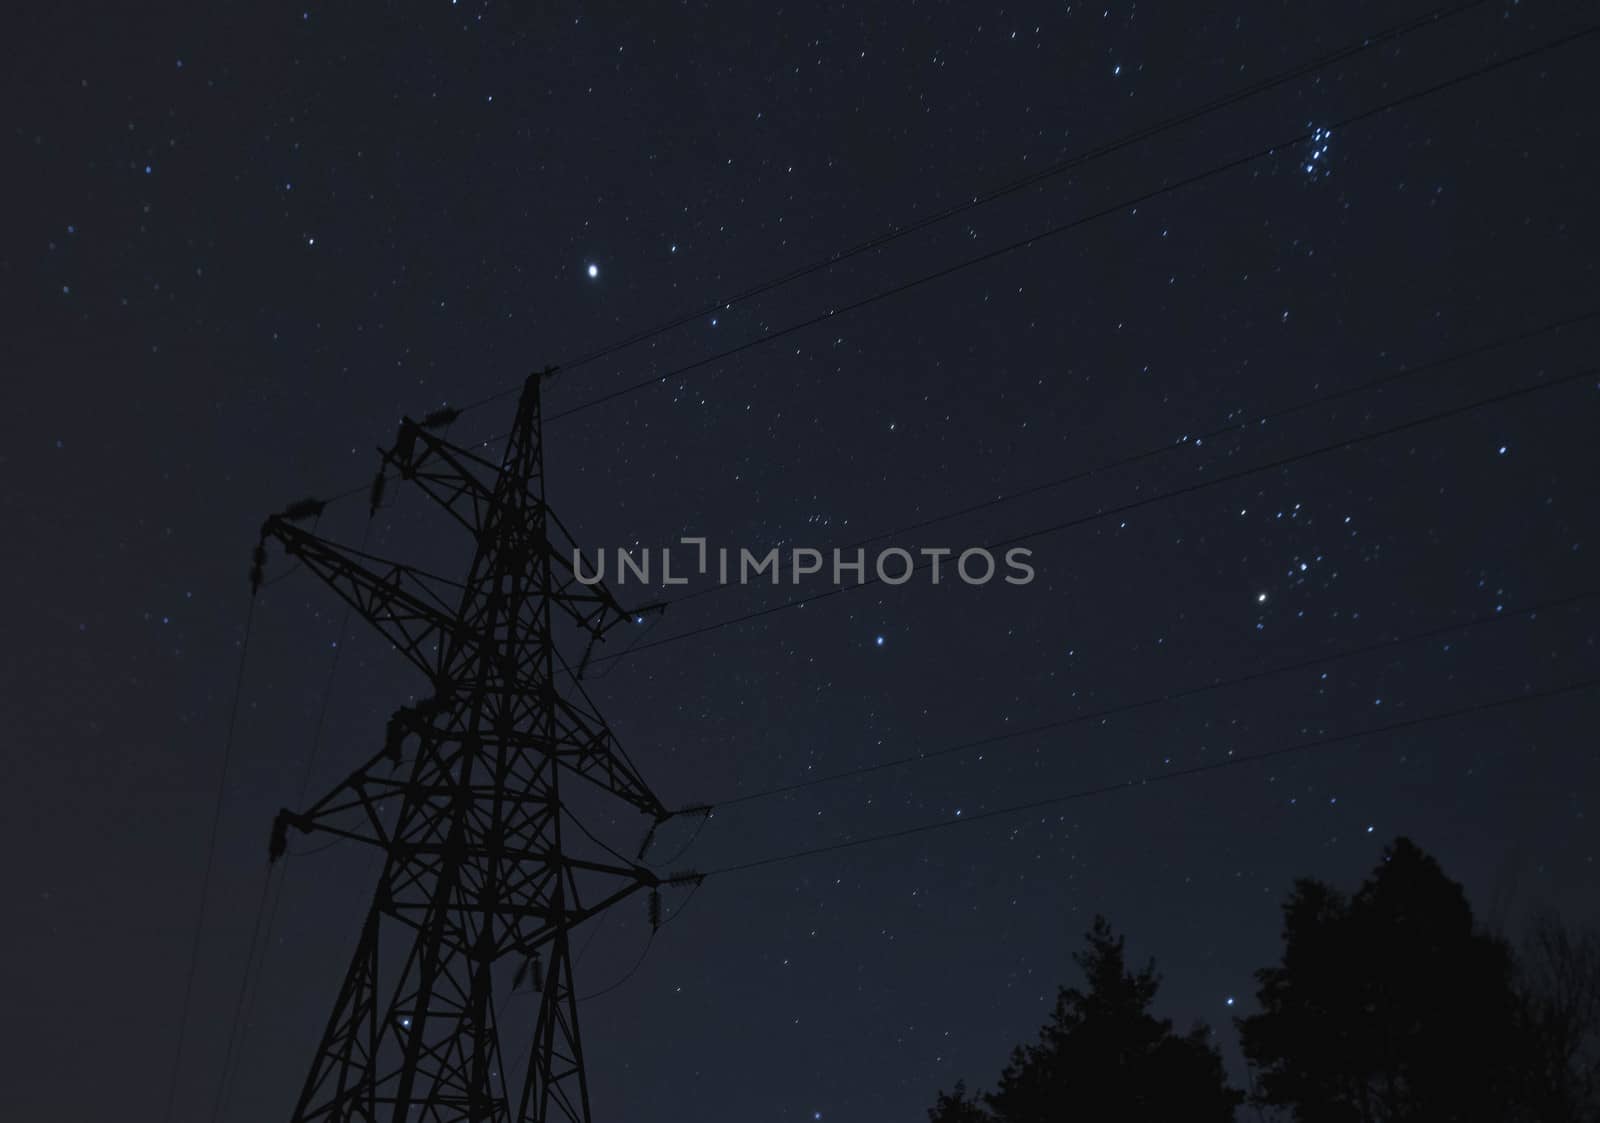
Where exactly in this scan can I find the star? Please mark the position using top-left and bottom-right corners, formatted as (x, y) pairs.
(587, 263), (599, 278)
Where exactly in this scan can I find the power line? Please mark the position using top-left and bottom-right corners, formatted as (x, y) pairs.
(214, 521), (373, 1121)
(587, 362), (1599, 666)
(590, 308), (1599, 630)
(658, 879), (705, 929)
(577, 932), (657, 1002)
(820, 317), (1597, 553)
(514, 28), (1598, 430)
(314, 310), (1597, 686)
(696, 676), (1600, 879)
(162, 595), (258, 1123)
(454, 0), (1496, 414)
(701, 589), (1598, 812)
(570, 877), (707, 1002)
(313, 22), (1594, 511)
(210, 865), (279, 1120)
(980, 360), (1590, 561)
(305, 310), (1596, 700)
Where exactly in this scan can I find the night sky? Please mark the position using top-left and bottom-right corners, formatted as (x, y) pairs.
(7, 2), (1600, 1120)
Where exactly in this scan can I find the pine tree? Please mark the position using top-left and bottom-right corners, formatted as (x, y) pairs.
(930, 917), (1240, 1122)
(1238, 836), (1526, 1122)
(928, 1080), (992, 1123)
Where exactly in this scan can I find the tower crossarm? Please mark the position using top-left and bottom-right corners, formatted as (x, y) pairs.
(261, 515), (485, 681)
(494, 856), (658, 960)
(546, 691), (668, 819)
(381, 417), (508, 542)
(542, 506), (660, 641)
(270, 693), (668, 861)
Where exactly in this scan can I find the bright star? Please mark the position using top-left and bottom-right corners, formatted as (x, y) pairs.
(586, 264), (599, 278)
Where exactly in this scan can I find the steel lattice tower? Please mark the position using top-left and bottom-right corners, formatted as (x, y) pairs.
(256, 368), (684, 1123)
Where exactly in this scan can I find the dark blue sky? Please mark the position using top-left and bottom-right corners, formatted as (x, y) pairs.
(6, 2), (1598, 1120)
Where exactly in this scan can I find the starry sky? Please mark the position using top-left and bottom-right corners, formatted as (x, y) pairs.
(6, 2), (1600, 1120)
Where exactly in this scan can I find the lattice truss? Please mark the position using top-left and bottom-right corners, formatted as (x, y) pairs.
(255, 370), (693, 1123)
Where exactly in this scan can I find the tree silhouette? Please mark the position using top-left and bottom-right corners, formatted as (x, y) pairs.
(928, 1080), (991, 1123)
(929, 917), (1241, 1123)
(1238, 836), (1526, 1122)
(1513, 910), (1600, 1122)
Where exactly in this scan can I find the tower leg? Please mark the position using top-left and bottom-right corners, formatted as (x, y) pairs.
(516, 918), (590, 1123)
(291, 910), (381, 1123)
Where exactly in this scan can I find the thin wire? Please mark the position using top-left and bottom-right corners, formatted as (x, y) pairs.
(651, 812), (713, 867)
(214, 522), (373, 1121)
(566, 809), (648, 873)
(311, 24), (1596, 511)
(208, 863), (279, 1121)
(286, 834), (348, 858)
(454, 0), (1494, 416)
(699, 676), (1600, 878)
(658, 880), (705, 929)
(534, 29), (1599, 430)
(577, 931), (657, 1001)
(572, 883), (710, 1004)
(584, 609), (666, 681)
(545, 311), (1595, 689)
(261, 562), (303, 588)
(704, 588), (1598, 812)
(586, 307), (1600, 632)
(161, 594), (257, 1123)
(588, 362), (1600, 666)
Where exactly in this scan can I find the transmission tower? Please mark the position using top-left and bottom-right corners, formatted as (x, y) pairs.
(255, 368), (690, 1122)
